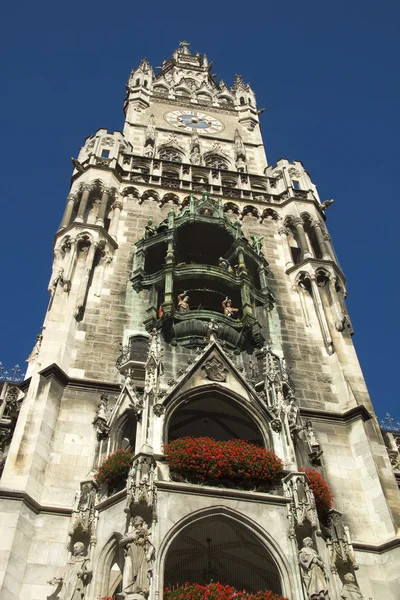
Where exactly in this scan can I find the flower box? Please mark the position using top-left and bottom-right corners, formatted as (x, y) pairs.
(94, 449), (134, 494)
(301, 468), (333, 519)
(164, 437), (284, 488)
(164, 582), (287, 600)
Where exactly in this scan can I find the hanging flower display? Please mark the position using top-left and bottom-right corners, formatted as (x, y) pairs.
(164, 437), (284, 486)
(300, 468), (333, 518)
(94, 449), (134, 490)
(164, 582), (287, 600)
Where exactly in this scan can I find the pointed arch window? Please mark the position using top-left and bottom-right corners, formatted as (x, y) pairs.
(204, 155), (228, 170)
(159, 147), (184, 163)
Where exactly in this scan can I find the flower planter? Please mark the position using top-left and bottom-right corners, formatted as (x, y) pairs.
(94, 449), (134, 495)
(164, 437), (284, 487)
(301, 468), (333, 520)
(164, 582), (287, 600)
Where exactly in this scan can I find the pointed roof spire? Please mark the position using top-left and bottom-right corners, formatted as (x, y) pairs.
(178, 41), (192, 55)
(232, 74), (248, 92)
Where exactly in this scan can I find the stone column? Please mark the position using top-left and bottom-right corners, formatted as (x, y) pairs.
(95, 187), (111, 226)
(293, 217), (312, 259)
(328, 278), (345, 331)
(313, 222), (330, 260)
(109, 199), (123, 240)
(75, 184), (92, 223)
(322, 231), (335, 261)
(74, 242), (98, 319)
(310, 275), (334, 355)
(59, 193), (77, 230)
(278, 226), (294, 269)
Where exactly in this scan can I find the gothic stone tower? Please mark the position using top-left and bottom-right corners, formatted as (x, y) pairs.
(1, 42), (399, 600)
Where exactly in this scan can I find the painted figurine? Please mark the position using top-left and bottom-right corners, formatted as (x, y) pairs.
(222, 297), (239, 318)
(218, 257), (233, 273)
(177, 292), (190, 313)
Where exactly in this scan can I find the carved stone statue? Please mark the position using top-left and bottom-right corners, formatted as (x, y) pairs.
(191, 146), (201, 165)
(298, 537), (329, 600)
(119, 515), (154, 598)
(48, 542), (91, 600)
(222, 297), (239, 318)
(177, 291), (190, 313)
(340, 574), (363, 600)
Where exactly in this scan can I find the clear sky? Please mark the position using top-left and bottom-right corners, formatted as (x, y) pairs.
(0, 1), (398, 421)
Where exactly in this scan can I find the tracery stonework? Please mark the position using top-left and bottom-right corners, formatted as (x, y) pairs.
(1, 42), (399, 600)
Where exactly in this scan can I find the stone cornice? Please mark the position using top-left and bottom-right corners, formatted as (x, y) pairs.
(156, 480), (290, 506)
(0, 488), (72, 516)
(299, 404), (372, 424)
(286, 256), (346, 284)
(20, 364), (121, 394)
(352, 537), (400, 553)
(54, 222), (119, 250)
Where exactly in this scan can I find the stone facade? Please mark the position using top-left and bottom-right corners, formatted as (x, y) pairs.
(1, 42), (399, 600)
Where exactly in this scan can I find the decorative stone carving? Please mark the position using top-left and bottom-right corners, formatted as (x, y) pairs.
(119, 515), (155, 599)
(101, 137), (115, 147)
(340, 574), (364, 600)
(153, 403), (165, 416)
(304, 420), (323, 466)
(125, 454), (157, 515)
(69, 480), (98, 544)
(270, 419), (283, 433)
(93, 394), (111, 440)
(298, 537), (330, 600)
(48, 542), (92, 600)
(326, 510), (358, 573)
(251, 234), (264, 255)
(202, 356), (227, 382)
(283, 472), (319, 534)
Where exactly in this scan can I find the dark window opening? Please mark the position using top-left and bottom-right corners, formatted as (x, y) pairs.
(168, 394), (263, 445)
(240, 96), (245, 105)
(290, 246), (302, 264)
(174, 281), (242, 317)
(176, 222), (236, 267)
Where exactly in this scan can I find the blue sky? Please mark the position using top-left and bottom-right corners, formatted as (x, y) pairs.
(0, 1), (398, 420)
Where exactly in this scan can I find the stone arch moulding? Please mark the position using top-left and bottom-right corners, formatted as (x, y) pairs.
(155, 505), (295, 600)
(162, 383), (273, 450)
(94, 531), (124, 599)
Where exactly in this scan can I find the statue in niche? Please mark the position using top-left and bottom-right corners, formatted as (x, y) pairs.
(236, 157), (246, 172)
(298, 537), (330, 600)
(191, 146), (201, 165)
(145, 219), (156, 238)
(48, 542), (91, 600)
(251, 234), (264, 256)
(222, 297), (239, 318)
(119, 515), (155, 599)
(177, 291), (190, 313)
(218, 256), (234, 273)
(77, 481), (97, 512)
(340, 574), (363, 600)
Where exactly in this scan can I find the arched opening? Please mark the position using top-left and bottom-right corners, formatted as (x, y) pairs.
(159, 147), (184, 163)
(176, 221), (235, 266)
(110, 412), (138, 453)
(240, 96), (246, 105)
(163, 514), (282, 594)
(167, 392), (264, 446)
(285, 222), (302, 264)
(204, 154), (228, 170)
(303, 216), (322, 259)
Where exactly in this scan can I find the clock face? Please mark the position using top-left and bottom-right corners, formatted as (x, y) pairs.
(165, 110), (223, 133)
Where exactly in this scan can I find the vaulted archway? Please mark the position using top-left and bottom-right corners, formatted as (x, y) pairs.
(162, 510), (285, 596)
